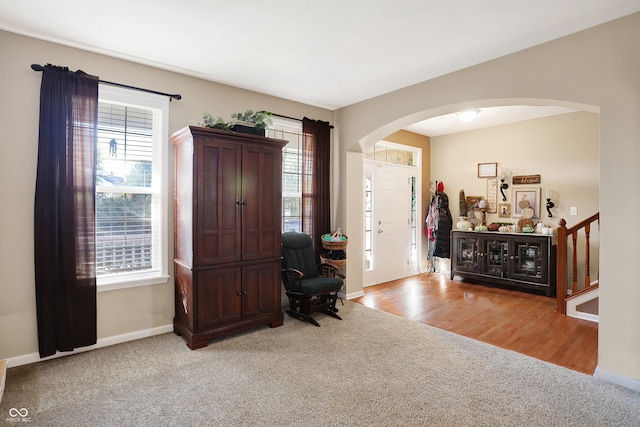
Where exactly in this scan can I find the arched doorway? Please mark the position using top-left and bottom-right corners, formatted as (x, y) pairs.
(360, 99), (598, 286)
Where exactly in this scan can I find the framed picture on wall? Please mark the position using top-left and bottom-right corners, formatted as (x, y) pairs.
(466, 196), (482, 210)
(511, 187), (541, 218)
(498, 203), (511, 218)
(477, 162), (497, 178)
(486, 178), (498, 213)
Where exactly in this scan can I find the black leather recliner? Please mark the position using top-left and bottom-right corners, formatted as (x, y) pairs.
(281, 232), (343, 326)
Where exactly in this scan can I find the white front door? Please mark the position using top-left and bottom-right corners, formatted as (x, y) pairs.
(374, 163), (411, 284)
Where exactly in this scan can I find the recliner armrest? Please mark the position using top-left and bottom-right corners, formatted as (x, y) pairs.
(283, 267), (304, 279)
(317, 263), (339, 278)
(282, 267), (305, 293)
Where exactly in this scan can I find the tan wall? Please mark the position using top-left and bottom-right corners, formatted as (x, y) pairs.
(336, 13), (640, 382)
(431, 111), (599, 226)
(381, 130), (431, 271)
(431, 111), (600, 282)
(0, 30), (332, 359)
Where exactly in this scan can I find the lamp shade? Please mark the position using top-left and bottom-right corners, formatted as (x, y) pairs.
(498, 167), (510, 181)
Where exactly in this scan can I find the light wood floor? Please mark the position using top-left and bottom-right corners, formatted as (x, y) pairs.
(352, 272), (598, 375)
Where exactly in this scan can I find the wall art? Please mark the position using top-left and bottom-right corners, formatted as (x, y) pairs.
(511, 187), (541, 218)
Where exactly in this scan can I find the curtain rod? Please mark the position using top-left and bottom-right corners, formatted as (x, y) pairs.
(267, 112), (334, 129)
(31, 64), (182, 101)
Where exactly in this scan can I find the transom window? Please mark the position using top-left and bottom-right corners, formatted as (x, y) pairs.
(365, 140), (418, 166)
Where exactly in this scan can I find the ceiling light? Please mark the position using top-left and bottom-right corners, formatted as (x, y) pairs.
(456, 109), (480, 122)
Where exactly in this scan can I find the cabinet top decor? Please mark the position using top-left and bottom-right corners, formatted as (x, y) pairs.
(198, 110), (274, 131)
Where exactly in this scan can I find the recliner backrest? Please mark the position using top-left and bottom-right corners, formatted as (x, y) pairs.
(281, 232), (319, 279)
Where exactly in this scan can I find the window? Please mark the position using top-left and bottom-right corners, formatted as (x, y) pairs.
(267, 119), (303, 233)
(96, 85), (169, 291)
(364, 140), (417, 166)
(365, 171), (373, 271)
(410, 176), (417, 263)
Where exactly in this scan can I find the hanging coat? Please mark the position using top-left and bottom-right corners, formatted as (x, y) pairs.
(425, 194), (439, 241)
(432, 192), (453, 258)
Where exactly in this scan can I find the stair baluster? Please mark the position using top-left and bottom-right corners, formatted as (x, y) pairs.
(556, 213), (599, 315)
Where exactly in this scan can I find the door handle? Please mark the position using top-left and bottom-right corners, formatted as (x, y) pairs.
(378, 229), (383, 234)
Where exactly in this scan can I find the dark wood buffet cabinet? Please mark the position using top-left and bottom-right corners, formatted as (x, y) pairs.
(450, 230), (557, 297)
(171, 126), (286, 349)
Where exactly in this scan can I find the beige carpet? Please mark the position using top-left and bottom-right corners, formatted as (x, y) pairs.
(1, 302), (639, 426)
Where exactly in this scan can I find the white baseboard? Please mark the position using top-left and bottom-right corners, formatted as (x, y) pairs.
(566, 287), (599, 323)
(5, 324), (174, 368)
(345, 290), (364, 300)
(567, 311), (599, 323)
(594, 366), (640, 392)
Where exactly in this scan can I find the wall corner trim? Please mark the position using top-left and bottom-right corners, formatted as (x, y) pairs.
(594, 366), (640, 392)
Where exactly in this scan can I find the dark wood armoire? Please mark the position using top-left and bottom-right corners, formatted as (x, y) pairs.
(171, 126), (286, 349)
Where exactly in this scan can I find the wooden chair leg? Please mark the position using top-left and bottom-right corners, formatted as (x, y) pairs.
(323, 294), (342, 320)
(286, 294), (322, 327)
(285, 292), (342, 326)
(286, 309), (321, 326)
(323, 309), (342, 320)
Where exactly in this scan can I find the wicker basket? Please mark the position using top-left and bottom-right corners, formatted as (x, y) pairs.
(321, 233), (348, 251)
(320, 255), (347, 270)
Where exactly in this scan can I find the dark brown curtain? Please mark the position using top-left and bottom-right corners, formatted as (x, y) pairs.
(302, 117), (332, 259)
(34, 65), (98, 358)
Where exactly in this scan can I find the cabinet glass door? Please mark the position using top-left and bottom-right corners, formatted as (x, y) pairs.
(453, 235), (479, 274)
(484, 239), (508, 277)
(511, 240), (546, 282)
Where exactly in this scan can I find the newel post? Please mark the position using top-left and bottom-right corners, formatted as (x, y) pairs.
(556, 218), (568, 314)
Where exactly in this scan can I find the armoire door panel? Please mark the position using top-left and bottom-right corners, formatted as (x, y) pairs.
(242, 261), (282, 319)
(197, 141), (241, 265)
(197, 268), (242, 331)
(242, 146), (282, 260)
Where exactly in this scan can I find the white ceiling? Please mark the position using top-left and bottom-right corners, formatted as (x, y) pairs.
(2, 1), (639, 135)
